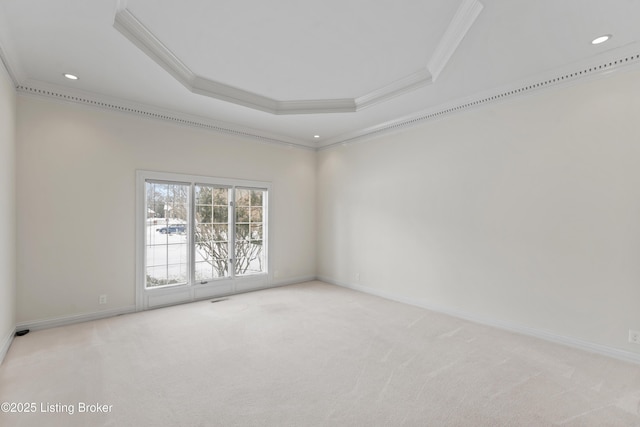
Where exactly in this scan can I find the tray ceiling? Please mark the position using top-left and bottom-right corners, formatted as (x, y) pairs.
(1, 0), (639, 148)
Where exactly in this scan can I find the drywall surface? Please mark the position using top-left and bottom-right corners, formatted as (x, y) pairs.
(317, 68), (640, 355)
(0, 62), (16, 352)
(16, 96), (316, 323)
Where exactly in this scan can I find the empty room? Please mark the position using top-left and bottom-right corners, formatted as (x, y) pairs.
(1, 0), (640, 426)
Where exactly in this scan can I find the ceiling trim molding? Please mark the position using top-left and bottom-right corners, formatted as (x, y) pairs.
(114, 8), (354, 115)
(0, 43), (18, 86)
(113, 8), (193, 87)
(15, 81), (315, 150)
(428, 0), (483, 81)
(0, 15), (23, 86)
(14, 49), (640, 153)
(113, 1), (481, 115)
(319, 50), (640, 150)
(13, 48), (640, 153)
(355, 69), (433, 111)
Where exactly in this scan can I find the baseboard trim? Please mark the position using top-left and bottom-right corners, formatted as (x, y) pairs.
(13, 277), (316, 332)
(320, 276), (640, 365)
(16, 306), (137, 332)
(0, 326), (15, 365)
(230, 276), (318, 296)
(271, 276), (317, 288)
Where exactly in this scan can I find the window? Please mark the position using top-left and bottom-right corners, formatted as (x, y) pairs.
(137, 171), (269, 308)
(145, 181), (190, 287)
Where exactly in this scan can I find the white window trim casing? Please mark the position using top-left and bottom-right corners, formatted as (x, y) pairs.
(135, 170), (272, 311)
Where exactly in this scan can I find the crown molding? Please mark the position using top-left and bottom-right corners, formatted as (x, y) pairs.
(355, 68), (433, 111)
(277, 98), (357, 115)
(190, 75), (278, 113)
(0, 43), (17, 86)
(113, 7), (193, 87)
(320, 46), (640, 149)
(0, 13), (23, 86)
(428, 0), (483, 81)
(114, 1), (481, 115)
(14, 45), (640, 153)
(114, 8), (356, 115)
(15, 46), (640, 153)
(15, 79), (315, 150)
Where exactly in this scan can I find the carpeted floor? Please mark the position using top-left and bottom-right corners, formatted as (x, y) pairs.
(1, 281), (639, 426)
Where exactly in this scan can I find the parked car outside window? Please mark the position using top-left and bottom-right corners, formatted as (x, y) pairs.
(157, 225), (186, 234)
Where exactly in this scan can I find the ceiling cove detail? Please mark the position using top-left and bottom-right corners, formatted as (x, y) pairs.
(113, 0), (483, 115)
(15, 83), (311, 149)
(320, 52), (640, 149)
(15, 51), (640, 151)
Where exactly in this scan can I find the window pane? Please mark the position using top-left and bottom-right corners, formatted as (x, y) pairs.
(195, 185), (211, 202)
(213, 188), (228, 205)
(195, 184), (230, 281)
(145, 181), (189, 288)
(234, 242), (264, 276)
(236, 207), (249, 223)
(236, 224), (250, 240)
(213, 225), (228, 241)
(250, 207), (262, 222)
(235, 188), (266, 276)
(250, 223), (263, 240)
(250, 190), (263, 206)
(236, 189), (251, 206)
(196, 206), (212, 224)
(213, 206), (228, 223)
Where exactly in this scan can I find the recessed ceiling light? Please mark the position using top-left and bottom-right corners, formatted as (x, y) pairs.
(314, 135), (320, 139)
(591, 35), (611, 45)
(63, 73), (79, 80)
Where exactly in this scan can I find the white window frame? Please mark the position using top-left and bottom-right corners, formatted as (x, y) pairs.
(136, 170), (271, 311)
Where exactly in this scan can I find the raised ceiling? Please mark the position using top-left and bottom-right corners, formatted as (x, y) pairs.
(1, 0), (639, 148)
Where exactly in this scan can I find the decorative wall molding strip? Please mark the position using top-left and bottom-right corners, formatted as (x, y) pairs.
(319, 276), (640, 365)
(15, 83), (315, 150)
(320, 50), (640, 149)
(113, 1), (479, 115)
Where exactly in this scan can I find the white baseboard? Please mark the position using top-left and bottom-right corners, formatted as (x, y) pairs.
(16, 305), (137, 332)
(271, 275), (317, 288)
(0, 326), (15, 365)
(319, 276), (640, 365)
(229, 275), (318, 296)
(14, 277), (316, 332)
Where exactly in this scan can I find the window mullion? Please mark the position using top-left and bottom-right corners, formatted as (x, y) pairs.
(189, 183), (195, 286)
(229, 187), (236, 279)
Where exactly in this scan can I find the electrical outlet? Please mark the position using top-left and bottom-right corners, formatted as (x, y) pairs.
(99, 294), (107, 305)
(629, 329), (640, 345)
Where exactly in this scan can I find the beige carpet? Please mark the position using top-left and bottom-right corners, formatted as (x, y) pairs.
(1, 281), (639, 426)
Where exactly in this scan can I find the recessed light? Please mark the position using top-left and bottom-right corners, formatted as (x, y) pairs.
(63, 73), (79, 80)
(314, 135), (320, 139)
(591, 35), (611, 45)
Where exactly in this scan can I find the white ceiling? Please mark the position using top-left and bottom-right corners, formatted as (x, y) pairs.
(1, 0), (639, 149)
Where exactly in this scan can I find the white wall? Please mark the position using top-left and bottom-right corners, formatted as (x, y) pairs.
(317, 68), (640, 355)
(0, 61), (16, 357)
(16, 95), (316, 324)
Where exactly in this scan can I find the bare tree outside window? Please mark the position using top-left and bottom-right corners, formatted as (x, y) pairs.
(194, 186), (265, 278)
